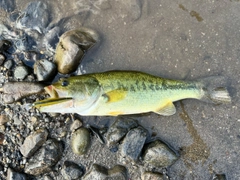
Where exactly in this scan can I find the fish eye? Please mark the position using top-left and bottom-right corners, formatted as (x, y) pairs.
(61, 80), (69, 86)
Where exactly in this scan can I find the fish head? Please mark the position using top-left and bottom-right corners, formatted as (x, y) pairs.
(34, 75), (102, 113)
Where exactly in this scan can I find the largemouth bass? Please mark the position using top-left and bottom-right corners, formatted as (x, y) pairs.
(33, 71), (231, 116)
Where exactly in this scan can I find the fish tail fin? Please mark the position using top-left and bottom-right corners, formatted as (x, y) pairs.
(196, 76), (231, 104)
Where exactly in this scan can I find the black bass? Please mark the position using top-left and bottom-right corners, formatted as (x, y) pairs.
(33, 71), (231, 116)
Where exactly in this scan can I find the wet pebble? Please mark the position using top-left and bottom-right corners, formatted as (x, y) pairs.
(0, 115), (9, 125)
(106, 117), (138, 147)
(0, 40), (11, 53)
(17, 1), (49, 34)
(142, 140), (179, 168)
(0, 54), (5, 65)
(55, 28), (99, 74)
(119, 126), (148, 162)
(33, 59), (57, 81)
(14, 66), (29, 80)
(7, 168), (27, 180)
(61, 161), (84, 180)
(71, 128), (91, 155)
(3, 59), (13, 70)
(83, 164), (127, 180)
(0, 0), (15, 13)
(141, 171), (164, 180)
(20, 129), (48, 158)
(24, 139), (63, 175)
(70, 119), (83, 132)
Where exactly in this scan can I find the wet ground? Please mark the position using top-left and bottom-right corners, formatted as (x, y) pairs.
(1, 0), (240, 179)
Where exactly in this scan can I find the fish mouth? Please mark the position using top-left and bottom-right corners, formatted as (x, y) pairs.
(44, 85), (58, 98)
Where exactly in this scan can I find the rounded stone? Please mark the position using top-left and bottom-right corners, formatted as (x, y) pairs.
(71, 127), (91, 155)
(33, 59), (57, 81)
(14, 66), (29, 80)
(4, 60), (13, 69)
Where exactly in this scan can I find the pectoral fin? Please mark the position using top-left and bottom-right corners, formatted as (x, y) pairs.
(104, 89), (127, 103)
(154, 101), (176, 116)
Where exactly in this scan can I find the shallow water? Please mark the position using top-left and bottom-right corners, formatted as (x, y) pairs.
(1, 0), (240, 179)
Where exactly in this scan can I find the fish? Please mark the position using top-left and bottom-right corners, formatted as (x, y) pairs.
(33, 71), (231, 116)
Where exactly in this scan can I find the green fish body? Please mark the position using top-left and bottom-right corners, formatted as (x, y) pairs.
(33, 71), (231, 116)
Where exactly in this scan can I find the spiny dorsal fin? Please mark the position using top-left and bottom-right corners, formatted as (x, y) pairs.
(154, 101), (176, 116)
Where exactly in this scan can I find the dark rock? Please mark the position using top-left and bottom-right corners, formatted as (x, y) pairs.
(24, 139), (63, 175)
(141, 172), (164, 180)
(71, 128), (91, 155)
(213, 173), (227, 180)
(119, 126), (148, 162)
(83, 164), (127, 180)
(142, 140), (179, 168)
(0, 0), (15, 12)
(14, 66), (29, 80)
(33, 59), (57, 81)
(20, 129), (48, 157)
(3, 59), (13, 69)
(89, 126), (105, 144)
(54, 28), (99, 74)
(106, 117), (138, 147)
(0, 54), (5, 65)
(41, 26), (60, 50)
(17, 1), (49, 34)
(0, 40), (11, 53)
(7, 168), (27, 180)
(61, 161), (84, 180)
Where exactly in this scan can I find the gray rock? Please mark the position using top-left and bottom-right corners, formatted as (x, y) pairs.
(0, 0), (15, 12)
(17, 1), (49, 34)
(7, 168), (27, 180)
(33, 59), (57, 81)
(55, 28), (99, 74)
(83, 164), (127, 180)
(71, 127), (91, 155)
(106, 117), (138, 147)
(119, 126), (148, 162)
(24, 139), (63, 175)
(141, 172), (164, 180)
(142, 140), (178, 168)
(61, 161), (84, 180)
(1, 82), (44, 103)
(0, 54), (5, 65)
(20, 129), (48, 157)
(4, 59), (13, 69)
(14, 66), (29, 80)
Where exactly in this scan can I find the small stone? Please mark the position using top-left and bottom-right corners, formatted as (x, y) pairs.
(141, 172), (164, 180)
(70, 119), (83, 132)
(33, 59), (57, 81)
(24, 139), (63, 175)
(119, 126), (148, 162)
(0, 115), (9, 125)
(142, 140), (179, 168)
(4, 60), (13, 69)
(0, 54), (5, 65)
(7, 168), (27, 180)
(71, 128), (91, 155)
(20, 129), (48, 157)
(61, 161), (84, 180)
(83, 164), (108, 180)
(83, 164), (127, 180)
(14, 66), (29, 80)
(106, 117), (138, 147)
(213, 173), (227, 180)
(0, 132), (5, 144)
(0, 0), (15, 12)
(122, 0), (141, 20)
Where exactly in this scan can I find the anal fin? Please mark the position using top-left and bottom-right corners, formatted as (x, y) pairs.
(154, 101), (176, 116)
